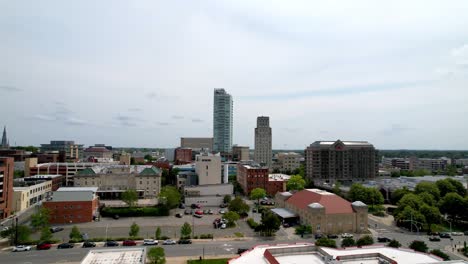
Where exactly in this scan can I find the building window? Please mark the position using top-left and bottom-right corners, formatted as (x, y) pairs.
(316, 224), (320, 231)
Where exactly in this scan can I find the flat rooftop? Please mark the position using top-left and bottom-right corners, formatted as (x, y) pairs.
(57, 187), (99, 192)
(81, 248), (145, 264)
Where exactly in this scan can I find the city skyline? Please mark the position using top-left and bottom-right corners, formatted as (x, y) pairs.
(1, 1), (468, 150)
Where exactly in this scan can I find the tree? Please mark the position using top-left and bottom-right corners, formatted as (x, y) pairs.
(224, 211), (240, 227)
(349, 184), (368, 202)
(223, 195), (232, 204)
(409, 240), (428, 253)
(147, 247), (166, 264)
(391, 171), (400, 178)
(155, 227), (161, 240)
(415, 182), (440, 200)
(69, 226), (82, 240)
(391, 187), (412, 205)
(159, 186), (181, 209)
(332, 182), (342, 196)
(395, 206), (426, 230)
(15, 225), (32, 244)
(287, 175), (306, 191)
(228, 197), (250, 215)
(388, 239), (401, 248)
(180, 222), (192, 238)
(250, 188), (266, 209)
(258, 211), (281, 236)
(129, 222), (140, 237)
(439, 192), (466, 220)
(144, 154), (153, 162)
(295, 225), (312, 237)
(356, 235), (374, 246)
(122, 189), (138, 207)
(30, 207), (51, 230)
(395, 193), (423, 217)
(341, 238), (356, 247)
(418, 192), (436, 206)
(315, 237), (337, 248)
(430, 249), (450, 261)
(419, 204), (440, 228)
(40, 227), (53, 242)
(436, 179), (466, 197)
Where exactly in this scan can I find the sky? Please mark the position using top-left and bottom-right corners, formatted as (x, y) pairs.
(1, 0), (468, 150)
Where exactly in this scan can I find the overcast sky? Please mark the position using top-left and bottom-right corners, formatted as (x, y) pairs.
(1, 1), (468, 150)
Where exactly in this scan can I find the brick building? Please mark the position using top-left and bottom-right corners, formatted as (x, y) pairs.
(266, 174), (290, 196)
(43, 187), (99, 224)
(0, 157), (14, 219)
(237, 161), (269, 195)
(174, 148), (192, 165)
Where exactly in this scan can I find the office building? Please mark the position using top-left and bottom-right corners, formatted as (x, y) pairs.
(40, 140), (84, 160)
(174, 148), (192, 165)
(83, 146), (113, 160)
(195, 153), (222, 185)
(0, 157), (14, 219)
(382, 157), (410, 170)
(266, 174), (290, 196)
(184, 184), (233, 206)
(254, 116), (272, 168)
(43, 187), (99, 224)
(232, 145), (249, 161)
(237, 161), (269, 194)
(305, 140), (378, 185)
(213, 88), (233, 153)
(1, 126), (9, 149)
(13, 180), (53, 212)
(180, 137), (213, 150)
(276, 152), (302, 172)
(274, 189), (368, 234)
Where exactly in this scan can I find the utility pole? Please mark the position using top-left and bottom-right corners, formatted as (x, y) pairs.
(15, 217), (18, 246)
(410, 213), (413, 233)
(192, 216), (195, 238)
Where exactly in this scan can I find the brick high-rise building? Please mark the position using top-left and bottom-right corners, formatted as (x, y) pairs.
(0, 157), (14, 219)
(254, 116), (272, 169)
(305, 140), (378, 185)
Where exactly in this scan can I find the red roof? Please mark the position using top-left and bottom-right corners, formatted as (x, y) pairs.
(285, 189), (354, 214)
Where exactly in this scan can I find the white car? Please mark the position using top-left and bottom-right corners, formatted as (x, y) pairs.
(162, 239), (177, 245)
(220, 223), (227, 229)
(341, 233), (354, 238)
(451, 232), (463, 236)
(143, 239), (158, 245)
(12, 245), (31, 252)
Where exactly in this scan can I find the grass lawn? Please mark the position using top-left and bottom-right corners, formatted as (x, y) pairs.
(187, 258), (230, 264)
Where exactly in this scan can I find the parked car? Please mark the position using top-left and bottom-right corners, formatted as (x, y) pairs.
(2, 226), (10, 232)
(143, 239), (158, 245)
(58, 243), (74, 249)
(113, 214), (120, 220)
(220, 223), (227, 229)
(105, 241), (119, 247)
(427, 231), (439, 236)
(193, 214), (203, 218)
(207, 209), (214, 215)
(50, 227), (64, 233)
(162, 239), (177, 245)
(341, 233), (353, 238)
(195, 210), (203, 215)
(439, 232), (451, 238)
(314, 234), (323, 239)
(220, 203), (227, 208)
(327, 234), (339, 239)
(377, 237), (391, 242)
(82, 241), (96, 248)
(451, 232), (463, 236)
(219, 209), (226, 214)
(191, 204), (201, 209)
(12, 245), (31, 252)
(184, 209), (191, 215)
(178, 239), (192, 244)
(179, 204), (185, 209)
(123, 240), (137, 246)
(175, 213), (183, 218)
(37, 242), (52, 250)
(429, 236), (441, 242)
(464, 231), (468, 236)
(282, 223), (290, 228)
(237, 248), (249, 254)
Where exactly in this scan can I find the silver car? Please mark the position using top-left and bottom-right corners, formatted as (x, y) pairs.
(162, 239), (176, 245)
(143, 239), (158, 245)
(12, 245), (31, 252)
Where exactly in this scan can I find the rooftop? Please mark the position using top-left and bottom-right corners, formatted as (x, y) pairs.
(81, 248), (145, 264)
(269, 174), (291, 181)
(57, 187), (99, 192)
(84, 147), (111, 153)
(285, 189), (355, 214)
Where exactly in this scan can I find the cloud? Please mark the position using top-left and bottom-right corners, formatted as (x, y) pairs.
(172, 115), (184, 120)
(114, 114), (143, 127)
(146, 92), (180, 101)
(0, 85), (22, 92)
(34, 114), (56, 121)
(381, 124), (410, 136)
(128, 107), (142, 112)
(191, 118), (204, 123)
(157, 122), (170, 126)
(64, 117), (87, 126)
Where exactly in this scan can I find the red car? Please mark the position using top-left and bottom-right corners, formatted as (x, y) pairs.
(37, 242), (52, 250)
(123, 240), (137, 246)
(195, 210), (203, 215)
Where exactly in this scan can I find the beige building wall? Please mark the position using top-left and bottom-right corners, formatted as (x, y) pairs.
(24, 157), (38, 177)
(13, 180), (53, 212)
(277, 152), (302, 172)
(180, 137), (213, 150)
(135, 175), (161, 198)
(119, 153), (131, 165)
(195, 153), (222, 185)
(13, 189), (29, 212)
(232, 146), (250, 161)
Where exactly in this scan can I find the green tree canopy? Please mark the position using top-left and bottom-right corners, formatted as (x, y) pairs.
(436, 178), (467, 197)
(349, 184), (384, 206)
(159, 186), (181, 209)
(122, 189), (138, 207)
(40, 227), (53, 242)
(147, 247), (166, 264)
(341, 237), (356, 247)
(388, 239), (401, 248)
(250, 188), (266, 205)
(228, 197), (250, 215)
(390, 187), (412, 205)
(258, 211), (281, 236)
(439, 192), (467, 220)
(418, 192), (436, 206)
(223, 195), (232, 204)
(180, 222), (192, 238)
(430, 249), (450, 261)
(129, 222), (140, 237)
(16, 225), (32, 244)
(409, 240), (428, 253)
(414, 182), (440, 200)
(395, 206), (426, 230)
(69, 226), (82, 240)
(144, 154), (153, 161)
(286, 175), (306, 191)
(419, 204), (441, 227)
(356, 235), (374, 246)
(30, 207), (51, 230)
(396, 193), (424, 212)
(224, 211), (240, 227)
(315, 237), (337, 248)
(155, 227), (161, 240)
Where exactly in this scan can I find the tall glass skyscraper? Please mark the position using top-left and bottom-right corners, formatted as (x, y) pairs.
(213, 88), (233, 153)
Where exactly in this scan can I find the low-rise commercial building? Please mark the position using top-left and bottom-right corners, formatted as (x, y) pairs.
(40, 140), (84, 160)
(73, 165), (162, 199)
(174, 148), (192, 165)
(0, 157), (14, 219)
(18, 174), (65, 191)
(237, 161), (269, 195)
(184, 184), (233, 206)
(232, 145), (250, 161)
(275, 189), (368, 234)
(195, 153), (222, 185)
(266, 174), (290, 196)
(43, 187), (99, 224)
(13, 180), (53, 212)
(83, 146), (113, 160)
(180, 137), (213, 151)
(276, 152), (302, 172)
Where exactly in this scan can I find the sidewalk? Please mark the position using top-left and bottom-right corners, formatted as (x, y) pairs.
(167, 254), (234, 264)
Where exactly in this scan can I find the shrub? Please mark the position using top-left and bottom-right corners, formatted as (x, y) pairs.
(315, 238), (337, 248)
(372, 211), (385, 217)
(199, 234), (213, 239)
(234, 232), (244, 238)
(430, 249), (450, 261)
(388, 239), (401, 248)
(247, 218), (259, 229)
(341, 238), (356, 247)
(356, 235), (374, 247)
(409, 240), (428, 253)
(192, 235), (198, 239)
(69, 238), (84, 243)
(89, 237), (106, 242)
(100, 206), (169, 217)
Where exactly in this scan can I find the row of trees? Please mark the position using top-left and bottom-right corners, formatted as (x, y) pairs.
(392, 178), (468, 231)
(348, 184), (385, 213)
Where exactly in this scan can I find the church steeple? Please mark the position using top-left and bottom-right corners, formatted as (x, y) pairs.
(1, 126), (9, 148)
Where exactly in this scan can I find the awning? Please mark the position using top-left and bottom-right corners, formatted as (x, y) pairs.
(270, 208), (298, 219)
